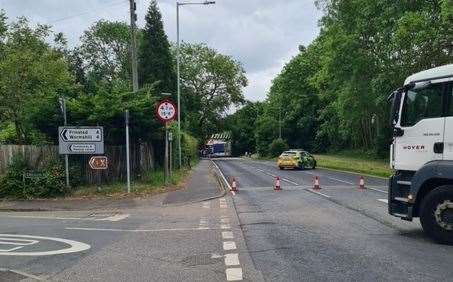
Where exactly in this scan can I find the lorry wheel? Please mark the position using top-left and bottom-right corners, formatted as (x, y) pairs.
(420, 185), (453, 245)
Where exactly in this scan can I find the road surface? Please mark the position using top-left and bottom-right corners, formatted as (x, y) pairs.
(0, 158), (452, 281)
(214, 158), (453, 281)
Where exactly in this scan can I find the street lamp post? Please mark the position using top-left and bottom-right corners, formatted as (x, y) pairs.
(176, 1), (215, 169)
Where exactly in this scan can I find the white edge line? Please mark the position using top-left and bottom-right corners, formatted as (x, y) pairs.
(66, 227), (213, 232)
(367, 187), (389, 194)
(306, 189), (331, 198)
(378, 199), (389, 204)
(211, 160), (233, 193)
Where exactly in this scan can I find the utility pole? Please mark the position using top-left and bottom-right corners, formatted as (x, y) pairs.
(129, 0), (139, 92)
(126, 0), (138, 193)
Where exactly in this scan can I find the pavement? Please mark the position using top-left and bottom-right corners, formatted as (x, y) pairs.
(1, 158), (452, 281)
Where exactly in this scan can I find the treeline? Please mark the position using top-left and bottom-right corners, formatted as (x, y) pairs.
(0, 1), (247, 161)
(226, 0), (452, 157)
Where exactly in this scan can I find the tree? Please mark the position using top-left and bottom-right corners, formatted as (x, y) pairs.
(0, 17), (73, 144)
(224, 101), (262, 155)
(177, 43), (248, 141)
(138, 0), (175, 94)
(79, 20), (131, 82)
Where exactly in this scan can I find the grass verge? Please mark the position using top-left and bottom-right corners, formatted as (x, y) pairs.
(72, 166), (192, 198)
(313, 153), (391, 178)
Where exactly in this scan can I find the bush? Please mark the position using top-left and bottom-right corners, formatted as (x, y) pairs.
(268, 138), (288, 157)
(0, 154), (68, 199)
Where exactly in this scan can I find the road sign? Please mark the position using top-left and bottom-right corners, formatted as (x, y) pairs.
(60, 127), (102, 142)
(58, 127), (104, 155)
(89, 156), (108, 170)
(156, 99), (177, 123)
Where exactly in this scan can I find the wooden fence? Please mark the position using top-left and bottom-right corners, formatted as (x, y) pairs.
(0, 144), (155, 185)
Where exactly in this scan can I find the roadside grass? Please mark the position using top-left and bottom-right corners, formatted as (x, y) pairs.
(314, 153), (391, 178)
(72, 166), (192, 198)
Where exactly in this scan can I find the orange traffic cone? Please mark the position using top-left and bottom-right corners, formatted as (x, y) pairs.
(313, 176), (321, 190)
(274, 176), (282, 191)
(359, 176), (366, 190)
(231, 177), (238, 192)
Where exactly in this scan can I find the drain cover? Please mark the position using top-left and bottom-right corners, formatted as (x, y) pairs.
(181, 254), (220, 266)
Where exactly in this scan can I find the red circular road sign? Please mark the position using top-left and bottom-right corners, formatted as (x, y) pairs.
(89, 156), (108, 170)
(156, 99), (177, 123)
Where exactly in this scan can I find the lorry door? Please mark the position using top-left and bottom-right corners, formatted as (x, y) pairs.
(444, 82), (453, 161)
(394, 82), (445, 171)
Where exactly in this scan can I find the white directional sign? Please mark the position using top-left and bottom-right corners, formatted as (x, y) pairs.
(59, 127), (104, 155)
(60, 128), (102, 142)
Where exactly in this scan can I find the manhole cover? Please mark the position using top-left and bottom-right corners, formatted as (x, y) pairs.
(181, 254), (220, 266)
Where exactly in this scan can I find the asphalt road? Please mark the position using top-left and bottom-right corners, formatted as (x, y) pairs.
(1, 158), (452, 281)
(0, 160), (261, 282)
(214, 158), (453, 282)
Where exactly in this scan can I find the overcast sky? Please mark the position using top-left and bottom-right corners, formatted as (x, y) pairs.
(0, 0), (322, 101)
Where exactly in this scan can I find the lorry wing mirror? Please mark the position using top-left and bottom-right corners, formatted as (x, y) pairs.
(389, 90), (403, 127)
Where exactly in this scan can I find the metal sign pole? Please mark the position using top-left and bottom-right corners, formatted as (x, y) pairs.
(59, 97), (70, 188)
(164, 123), (169, 185)
(125, 110), (131, 193)
(169, 132), (173, 179)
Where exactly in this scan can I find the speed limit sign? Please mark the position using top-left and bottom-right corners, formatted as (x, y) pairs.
(156, 99), (177, 123)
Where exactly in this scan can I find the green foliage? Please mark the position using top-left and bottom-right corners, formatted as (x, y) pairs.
(139, 1), (175, 94)
(0, 17), (73, 144)
(224, 101), (262, 156)
(78, 20), (131, 82)
(229, 0), (453, 157)
(268, 138), (288, 158)
(0, 154), (67, 199)
(181, 131), (199, 166)
(176, 43), (248, 141)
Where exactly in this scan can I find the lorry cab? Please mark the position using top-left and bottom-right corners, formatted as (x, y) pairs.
(389, 64), (453, 244)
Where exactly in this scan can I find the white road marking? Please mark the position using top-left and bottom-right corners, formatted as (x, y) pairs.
(101, 214), (130, 222)
(211, 160), (232, 191)
(66, 227), (213, 232)
(367, 187), (388, 194)
(2, 214), (130, 222)
(222, 231), (234, 239)
(378, 199), (389, 204)
(306, 189), (331, 198)
(0, 268), (44, 281)
(0, 238), (39, 252)
(0, 234), (90, 256)
(221, 224), (231, 229)
(221, 218), (230, 223)
(224, 253), (240, 266)
(281, 178), (299, 185)
(202, 202), (211, 209)
(226, 268), (243, 281)
(223, 241), (237, 251)
(328, 177), (354, 185)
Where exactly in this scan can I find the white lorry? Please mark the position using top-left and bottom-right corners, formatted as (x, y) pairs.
(388, 64), (453, 244)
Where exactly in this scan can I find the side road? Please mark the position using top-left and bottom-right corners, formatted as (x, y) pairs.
(0, 160), (224, 211)
(0, 159), (262, 282)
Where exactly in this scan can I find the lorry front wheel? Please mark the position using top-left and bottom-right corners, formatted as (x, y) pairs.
(420, 185), (453, 245)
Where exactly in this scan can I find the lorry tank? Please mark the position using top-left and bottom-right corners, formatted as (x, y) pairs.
(388, 64), (453, 244)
